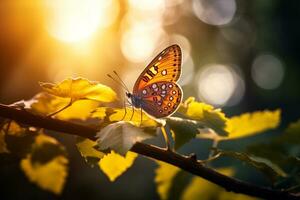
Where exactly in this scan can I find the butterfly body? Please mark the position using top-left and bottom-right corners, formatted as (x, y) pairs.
(127, 44), (183, 118)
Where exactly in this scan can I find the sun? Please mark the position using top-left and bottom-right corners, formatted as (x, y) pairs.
(44, 0), (119, 43)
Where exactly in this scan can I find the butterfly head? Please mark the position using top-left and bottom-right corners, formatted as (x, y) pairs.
(125, 92), (132, 99)
(126, 92), (142, 108)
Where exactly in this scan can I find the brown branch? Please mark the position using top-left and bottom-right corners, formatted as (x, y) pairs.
(0, 103), (298, 200)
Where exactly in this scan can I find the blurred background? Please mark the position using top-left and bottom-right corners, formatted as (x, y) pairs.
(0, 0), (300, 199)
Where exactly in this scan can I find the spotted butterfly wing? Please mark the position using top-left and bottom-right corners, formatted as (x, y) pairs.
(133, 44), (183, 118)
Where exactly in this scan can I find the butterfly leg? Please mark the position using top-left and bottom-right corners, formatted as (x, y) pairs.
(140, 108), (143, 125)
(161, 126), (172, 151)
(129, 105), (135, 121)
(121, 97), (127, 121)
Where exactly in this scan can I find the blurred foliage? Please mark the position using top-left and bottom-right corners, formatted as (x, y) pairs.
(20, 134), (68, 194)
(212, 148), (286, 183)
(247, 120), (300, 190)
(155, 162), (258, 200)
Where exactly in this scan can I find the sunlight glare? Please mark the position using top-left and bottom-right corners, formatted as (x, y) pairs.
(121, 23), (165, 63)
(44, 0), (119, 43)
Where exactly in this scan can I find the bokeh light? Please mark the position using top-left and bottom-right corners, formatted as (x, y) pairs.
(121, 0), (166, 63)
(178, 55), (194, 86)
(121, 24), (166, 63)
(196, 64), (244, 106)
(44, 0), (119, 43)
(192, 0), (236, 26)
(251, 54), (285, 90)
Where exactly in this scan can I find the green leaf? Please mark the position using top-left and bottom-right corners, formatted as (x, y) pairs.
(178, 97), (229, 136)
(226, 109), (281, 140)
(96, 121), (156, 156)
(40, 77), (117, 102)
(20, 134), (68, 194)
(213, 149), (287, 183)
(75, 137), (105, 167)
(247, 119), (300, 188)
(98, 151), (137, 182)
(166, 117), (205, 149)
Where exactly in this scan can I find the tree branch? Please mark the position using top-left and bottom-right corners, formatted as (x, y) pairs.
(0, 103), (298, 200)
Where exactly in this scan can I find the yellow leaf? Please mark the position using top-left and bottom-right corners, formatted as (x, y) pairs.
(226, 109), (281, 140)
(155, 162), (181, 200)
(21, 155), (68, 195)
(96, 121), (156, 155)
(3, 121), (26, 136)
(98, 151), (137, 182)
(182, 168), (257, 200)
(91, 107), (108, 119)
(57, 100), (99, 120)
(30, 93), (99, 120)
(30, 93), (68, 115)
(40, 77), (117, 102)
(92, 107), (164, 127)
(20, 134), (68, 194)
(0, 130), (9, 153)
(182, 168), (234, 200)
(179, 97), (229, 136)
(76, 137), (104, 166)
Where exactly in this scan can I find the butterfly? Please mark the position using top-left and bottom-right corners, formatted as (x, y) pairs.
(125, 44), (183, 118)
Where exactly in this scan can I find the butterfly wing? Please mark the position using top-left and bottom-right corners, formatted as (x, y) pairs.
(133, 44), (182, 93)
(138, 81), (183, 118)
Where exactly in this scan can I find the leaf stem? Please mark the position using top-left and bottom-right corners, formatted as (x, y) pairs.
(161, 126), (171, 151)
(47, 98), (73, 117)
(208, 139), (219, 158)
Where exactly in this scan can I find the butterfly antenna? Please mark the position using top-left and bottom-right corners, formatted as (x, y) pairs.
(113, 70), (130, 92)
(107, 73), (129, 92)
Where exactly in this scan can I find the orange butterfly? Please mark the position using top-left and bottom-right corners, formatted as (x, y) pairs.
(125, 44), (183, 118)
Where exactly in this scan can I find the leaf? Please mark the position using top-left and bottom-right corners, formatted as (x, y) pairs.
(155, 163), (255, 200)
(40, 77), (117, 102)
(213, 149), (287, 183)
(98, 151), (137, 182)
(76, 137), (105, 167)
(21, 156), (68, 195)
(166, 117), (205, 149)
(4, 122), (37, 157)
(4, 121), (27, 136)
(0, 130), (9, 153)
(155, 161), (191, 200)
(226, 109), (281, 140)
(247, 120), (300, 187)
(182, 168), (257, 200)
(30, 92), (99, 120)
(178, 97), (229, 136)
(96, 121), (156, 156)
(20, 134), (68, 194)
(92, 106), (165, 127)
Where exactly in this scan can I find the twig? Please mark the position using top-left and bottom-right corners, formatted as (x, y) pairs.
(0, 103), (298, 200)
